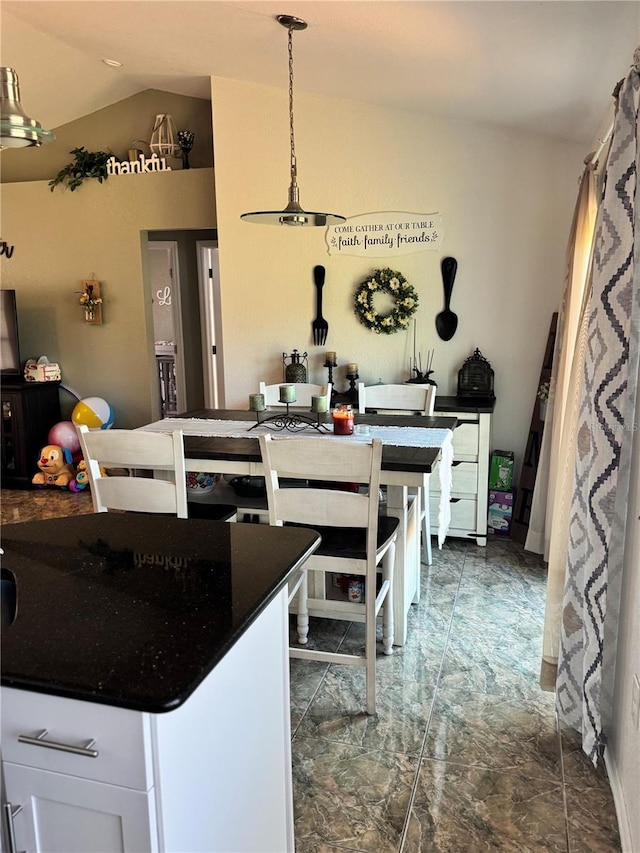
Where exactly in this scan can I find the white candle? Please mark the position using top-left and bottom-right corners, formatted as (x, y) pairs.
(249, 393), (265, 412)
(311, 395), (328, 413)
(279, 384), (296, 403)
(325, 351), (336, 364)
(346, 363), (358, 375)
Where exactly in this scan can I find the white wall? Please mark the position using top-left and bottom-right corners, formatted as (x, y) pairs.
(210, 76), (582, 478)
(607, 387), (640, 851)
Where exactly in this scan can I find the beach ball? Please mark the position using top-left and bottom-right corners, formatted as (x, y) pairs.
(48, 421), (81, 454)
(71, 397), (114, 431)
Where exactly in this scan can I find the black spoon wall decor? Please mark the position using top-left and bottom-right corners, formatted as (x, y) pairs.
(435, 256), (458, 341)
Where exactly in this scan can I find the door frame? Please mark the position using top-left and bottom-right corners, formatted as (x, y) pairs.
(196, 241), (225, 408)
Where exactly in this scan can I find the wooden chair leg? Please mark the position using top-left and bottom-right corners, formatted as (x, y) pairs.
(296, 572), (309, 645)
(421, 486), (433, 566)
(381, 543), (395, 656)
(365, 591), (377, 716)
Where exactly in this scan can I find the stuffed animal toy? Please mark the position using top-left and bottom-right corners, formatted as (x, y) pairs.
(69, 459), (90, 492)
(32, 445), (76, 489)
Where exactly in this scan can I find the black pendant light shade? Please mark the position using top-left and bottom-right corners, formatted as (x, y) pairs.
(240, 15), (345, 227)
(0, 67), (55, 149)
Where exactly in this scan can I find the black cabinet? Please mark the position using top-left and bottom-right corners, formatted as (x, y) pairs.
(1, 381), (61, 488)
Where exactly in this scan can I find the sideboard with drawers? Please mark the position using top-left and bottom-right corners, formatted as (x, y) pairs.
(430, 396), (496, 546)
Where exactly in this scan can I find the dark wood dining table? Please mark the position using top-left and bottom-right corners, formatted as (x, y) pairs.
(142, 408), (457, 645)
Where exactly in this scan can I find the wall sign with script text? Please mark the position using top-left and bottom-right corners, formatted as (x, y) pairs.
(326, 211), (443, 257)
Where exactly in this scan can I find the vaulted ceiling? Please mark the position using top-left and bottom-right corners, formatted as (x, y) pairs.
(2, 1), (638, 147)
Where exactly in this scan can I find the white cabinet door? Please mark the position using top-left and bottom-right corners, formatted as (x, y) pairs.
(4, 761), (158, 853)
(3, 762), (157, 853)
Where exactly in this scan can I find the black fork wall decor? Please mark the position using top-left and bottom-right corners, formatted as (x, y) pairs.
(312, 265), (328, 345)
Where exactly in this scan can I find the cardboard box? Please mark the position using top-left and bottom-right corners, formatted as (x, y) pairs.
(489, 450), (514, 490)
(488, 489), (514, 535)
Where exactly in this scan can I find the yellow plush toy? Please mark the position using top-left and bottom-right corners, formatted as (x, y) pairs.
(32, 445), (76, 489)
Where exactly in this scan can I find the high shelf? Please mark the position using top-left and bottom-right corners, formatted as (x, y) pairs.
(430, 396), (495, 546)
(1, 381), (61, 489)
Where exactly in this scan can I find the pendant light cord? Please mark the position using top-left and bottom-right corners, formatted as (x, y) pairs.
(288, 24), (298, 185)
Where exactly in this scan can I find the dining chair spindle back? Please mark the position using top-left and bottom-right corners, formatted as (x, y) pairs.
(357, 383), (436, 565)
(259, 434), (398, 714)
(77, 425), (236, 521)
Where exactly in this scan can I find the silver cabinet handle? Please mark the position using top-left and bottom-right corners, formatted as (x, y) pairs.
(3, 803), (25, 853)
(17, 729), (99, 758)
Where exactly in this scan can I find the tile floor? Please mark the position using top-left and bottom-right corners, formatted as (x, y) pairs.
(1, 489), (622, 852)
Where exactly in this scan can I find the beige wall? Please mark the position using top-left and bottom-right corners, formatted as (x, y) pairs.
(211, 76), (583, 479)
(1, 169), (215, 427)
(1, 89), (213, 183)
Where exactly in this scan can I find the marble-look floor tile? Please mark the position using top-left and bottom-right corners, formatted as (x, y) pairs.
(565, 783), (621, 852)
(407, 597), (456, 638)
(290, 616), (352, 653)
(450, 588), (545, 644)
(295, 840), (362, 853)
(558, 723), (614, 794)
(341, 624), (447, 688)
(457, 572), (546, 614)
(297, 665), (435, 755)
(423, 688), (561, 782)
(404, 759), (567, 852)
(292, 735), (416, 853)
(438, 632), (544, 698)
(290, 658), (329, 732)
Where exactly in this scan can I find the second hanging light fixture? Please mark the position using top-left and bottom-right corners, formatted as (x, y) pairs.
(241, 15), (345, 227)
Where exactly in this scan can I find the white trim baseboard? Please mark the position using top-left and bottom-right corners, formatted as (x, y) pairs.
(604, 747), (633, 852)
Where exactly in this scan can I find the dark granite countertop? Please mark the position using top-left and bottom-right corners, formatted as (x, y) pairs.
(1, 514), (319, 713)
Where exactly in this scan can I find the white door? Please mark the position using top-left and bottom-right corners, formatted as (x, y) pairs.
(196, 242), (225, 408)
(149, 242), (187, 414)
(3, 762), (156, 853)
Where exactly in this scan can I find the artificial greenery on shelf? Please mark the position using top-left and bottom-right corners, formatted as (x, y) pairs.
(49, 147), (114, 192)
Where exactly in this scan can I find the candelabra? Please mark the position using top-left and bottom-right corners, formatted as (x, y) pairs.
(248, 402), (330, 432)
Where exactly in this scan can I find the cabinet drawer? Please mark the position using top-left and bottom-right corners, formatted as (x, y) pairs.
(450, 421), (479, 459)
(430, 496), (477, 533)
(2, 688), (154, 791)
(430, 460), (478, 496)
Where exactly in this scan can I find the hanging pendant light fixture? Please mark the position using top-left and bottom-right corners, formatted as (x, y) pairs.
(0, 67), (54, 149)
(241, 15), (345, 227)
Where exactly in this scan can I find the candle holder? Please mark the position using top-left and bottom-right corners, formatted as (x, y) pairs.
(324, 355), (337, 388)
(248, 402), (331, 432)
(333, 370), (359, 406)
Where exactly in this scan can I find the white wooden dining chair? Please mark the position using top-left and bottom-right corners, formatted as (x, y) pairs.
(357, 382), (436, 565)
(259, 382), (332, 409)
(259, 434), (398, 715)
(77, 425), (236, 520)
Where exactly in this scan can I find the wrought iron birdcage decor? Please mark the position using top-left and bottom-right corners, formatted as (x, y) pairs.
(457, 348), (495, 400)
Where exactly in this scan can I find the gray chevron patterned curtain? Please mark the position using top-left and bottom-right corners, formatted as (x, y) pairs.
(555, 52), (640, 765)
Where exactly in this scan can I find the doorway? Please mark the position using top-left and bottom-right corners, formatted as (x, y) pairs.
(145, 229), (221, 415)
(148, 241), (185, 415)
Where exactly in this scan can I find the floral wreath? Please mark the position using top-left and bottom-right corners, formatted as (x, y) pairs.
(353, 268), (418, 335)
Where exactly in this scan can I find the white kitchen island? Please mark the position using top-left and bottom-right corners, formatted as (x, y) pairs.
(1, 514), (319, 852)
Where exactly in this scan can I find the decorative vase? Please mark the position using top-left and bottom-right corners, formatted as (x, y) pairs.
(177, 130), (195, 171)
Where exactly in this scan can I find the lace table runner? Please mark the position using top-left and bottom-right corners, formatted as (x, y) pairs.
(141, 418), (453, 546)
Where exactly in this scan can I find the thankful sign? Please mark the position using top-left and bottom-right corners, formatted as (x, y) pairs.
(326, 211), (443, 257)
